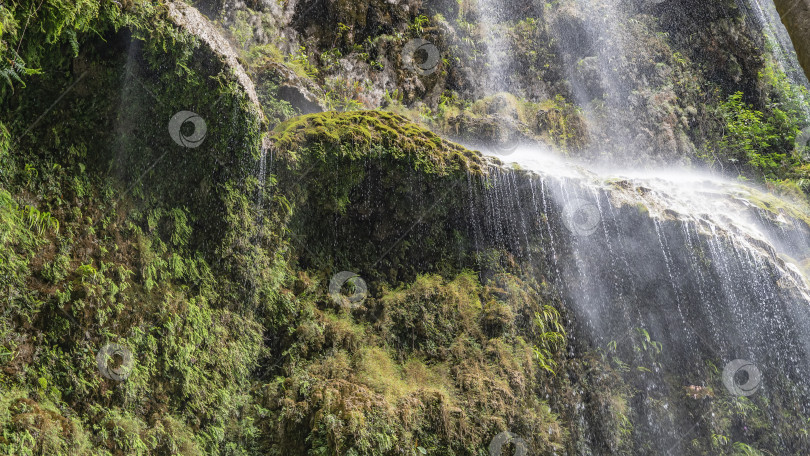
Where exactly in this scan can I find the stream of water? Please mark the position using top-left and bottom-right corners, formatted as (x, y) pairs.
(471, 1), (810, 452)
(467, 145), (810, 453)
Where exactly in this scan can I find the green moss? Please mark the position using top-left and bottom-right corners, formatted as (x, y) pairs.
(262, 271), (568, 455)
(271, 110), (487, 175)
(0, 0), (272, 453)
(735, 184), (810, 230)
(0, 390), (93, 454)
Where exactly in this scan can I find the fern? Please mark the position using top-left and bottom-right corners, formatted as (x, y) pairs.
(533, 304), (567, 374)
(0, 48), (37, 91)
(20, 204), (59, 235)
(711, 433), (730, 447)
(65, 28), (79, 57)
(634, 328), (663, 355)
(732, 441), (763, 455)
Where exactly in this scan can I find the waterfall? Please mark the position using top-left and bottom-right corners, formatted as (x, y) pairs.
(553, 0), (647, 157)
(462, 0), (810, 451)
(740, 0), (810, 89)
(477, 0), (510, 94)
(16, 0), (810, 452)
(469, 147), (810, 453)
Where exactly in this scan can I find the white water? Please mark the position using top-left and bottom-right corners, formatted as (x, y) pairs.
(464, 0), (810, 451)
(477, 0), (510, 94)
(467, 144), (810, 452)
(488, 146), (810, 291)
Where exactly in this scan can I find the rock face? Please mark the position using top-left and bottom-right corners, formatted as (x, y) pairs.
(4, 0), (810, 454)
(167, 1), (263, 114)
(466, 152), (810, 454)
(207, 0), (808, 172)
(774, 0), (810, 81)
(260, 61), (325, 114)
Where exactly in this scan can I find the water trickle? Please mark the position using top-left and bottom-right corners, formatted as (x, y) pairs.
(741, 0), (810, 94)
(256, 144), (268, 204)
(477, 0), (510, 94)
(467, 144), (810, 453)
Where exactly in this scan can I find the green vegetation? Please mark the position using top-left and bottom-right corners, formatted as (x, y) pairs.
(697, 54), (810, 192)
(708, 71), (808, 182)
(271, 110), (485, 174)
(0, 4), (570, 449)
(532, 305), (566, 374)
(3, 0), (810, 454)
(261, 272), (568, 454)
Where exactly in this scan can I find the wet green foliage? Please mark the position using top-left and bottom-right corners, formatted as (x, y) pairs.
(0, 6), (572, 451)
(271, 110), (486, 175)
(3, 0), (810, 454)
(705, 62), (810, 182)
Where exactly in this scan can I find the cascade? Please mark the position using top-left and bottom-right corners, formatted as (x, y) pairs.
(455, 142), (810, 452)
(555, 0), (646, 157)
(477, 0), (509, 94)
(465, 0), (810, 452)
(6, 0), (810, 453)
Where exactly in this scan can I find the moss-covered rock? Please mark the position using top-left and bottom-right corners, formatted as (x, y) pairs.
(4, 0), (810, 454)
(272, 110), (487, 174)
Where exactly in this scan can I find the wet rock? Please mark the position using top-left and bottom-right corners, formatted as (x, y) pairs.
(572, 56), (603, 101)
(167, 1), (263, 113)
(258, 61), (326, 114)
(774, 0), (810, 81)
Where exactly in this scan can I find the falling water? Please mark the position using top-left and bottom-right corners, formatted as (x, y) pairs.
(449, 0), (810, 450)
(477, 0), (510, 94)
(256, 141), (268, 205)
(553, 0), (651, 158)
(463, 144), (810, 453)
(739, 0), (810, 122)
(740, 0), (810, 89)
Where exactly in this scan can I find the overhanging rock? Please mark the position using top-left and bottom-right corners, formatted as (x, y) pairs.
(774, 0), (810, 81)
(166, 1), (264, 118)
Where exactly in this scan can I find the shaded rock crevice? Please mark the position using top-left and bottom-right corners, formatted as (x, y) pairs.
(774, 0), (810, 81)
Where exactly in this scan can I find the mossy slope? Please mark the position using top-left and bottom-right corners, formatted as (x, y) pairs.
(272, 110), (487, 175)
